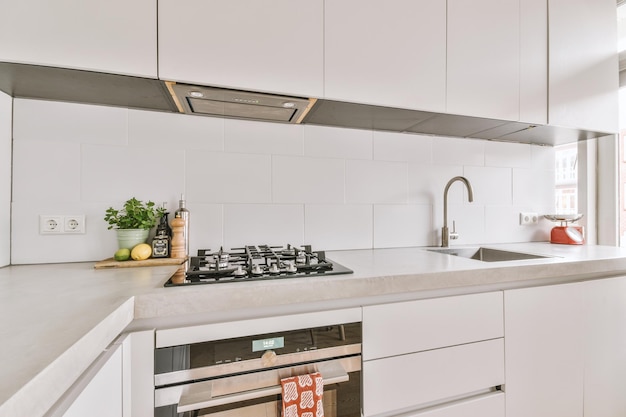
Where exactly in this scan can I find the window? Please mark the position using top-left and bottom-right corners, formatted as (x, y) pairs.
(555, 143), (578, 215)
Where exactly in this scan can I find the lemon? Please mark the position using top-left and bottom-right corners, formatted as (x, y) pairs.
(114, 248), (130, 261)
(131, 243), (152, 261)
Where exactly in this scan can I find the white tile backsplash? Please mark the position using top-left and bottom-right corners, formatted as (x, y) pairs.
(463, 166), (512, 205)
(408, 164), (464, 205)
(373, 131), (432, 163)
(445, 203), (486, 245)
(81, 144), (185, 203)
(13, 140), (81, 203)
(273, 155), (345, 204)
(531, 145), (556, 169)
(128, 109), (224, 150)
(186, 203), (223, 253)
(304, 125), (372, 160)
(305, 205), (372, 250)
(186, 151), (272, 204)
(13, 99), (127, 145)
(512, 168), (555, 208)
(223, 204), (304, 248)
(9, 99), (557, 264)
(484, 205), (551, 244)
(0, 92), (11, 267)
(432, 136), (485, 166)
(374, 205), (433, 248)
(485, 141), (532, 168)
(346, 159), (408, 204)
(11, 200), (118, 264)
(225, 118), (304, 155)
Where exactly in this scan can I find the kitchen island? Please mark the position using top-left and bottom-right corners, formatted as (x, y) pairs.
(3, 242), (626, 417)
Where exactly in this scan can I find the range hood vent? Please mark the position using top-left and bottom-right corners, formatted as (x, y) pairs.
(0, 62), (613, 147)
(166, 82), (315, 124)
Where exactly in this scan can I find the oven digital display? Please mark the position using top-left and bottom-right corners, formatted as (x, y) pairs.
(252, 336), (284, 352)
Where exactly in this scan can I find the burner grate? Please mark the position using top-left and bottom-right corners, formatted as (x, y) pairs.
(164, 244), (352, 286)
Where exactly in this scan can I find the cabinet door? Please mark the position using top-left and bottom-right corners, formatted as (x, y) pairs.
(121, 331), (154, 417)
(402, 392), (504, 417)
(363, 339), (504, 417)
(0, 0), (157, 78)
(158, 0), (323, 98)
(447, 0), (519, 121)
(519, 0), (547, 125)
(583, 276), (626, 417)
(504, 283), (584, 417)
(324, 0), (446, 112)
(60, 345), (123, 417)
(0, 92), (10, 267)
(362, 292), (503, 361)
(548, 0), (618, 133)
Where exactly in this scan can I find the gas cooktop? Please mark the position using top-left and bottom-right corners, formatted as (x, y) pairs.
(164, 244), (353, 286)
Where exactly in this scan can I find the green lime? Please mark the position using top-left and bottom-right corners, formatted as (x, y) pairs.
(114, 248), (131, 261)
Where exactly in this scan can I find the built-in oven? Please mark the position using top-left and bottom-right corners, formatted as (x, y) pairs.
(154, 317), (361, 417)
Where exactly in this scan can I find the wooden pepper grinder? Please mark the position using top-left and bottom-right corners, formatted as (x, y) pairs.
(170, 213), (187, 259)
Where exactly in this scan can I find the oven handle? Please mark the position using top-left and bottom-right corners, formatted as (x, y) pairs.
(177, 360), (349, 413)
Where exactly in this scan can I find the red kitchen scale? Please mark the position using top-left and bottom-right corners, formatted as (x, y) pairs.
(544, 214), (585, 245)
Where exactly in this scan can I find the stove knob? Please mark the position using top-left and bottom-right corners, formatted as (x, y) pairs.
(251, 264), (263, 276)
(261, 350), (277, 367)
(269, 263), (280, 274)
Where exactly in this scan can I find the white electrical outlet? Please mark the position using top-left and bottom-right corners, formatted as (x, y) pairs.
(520, 212), (539, 225)
(40, 215), (63, 233)
(40, 215), (86, 234)
(64, 215), (85, 234)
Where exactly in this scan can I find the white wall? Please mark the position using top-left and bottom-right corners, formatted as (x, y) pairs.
(0, 92), (11, 267)
(10, 99), (554, 264)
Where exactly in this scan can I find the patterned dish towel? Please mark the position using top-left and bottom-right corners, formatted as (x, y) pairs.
(280, 372), (324, 417)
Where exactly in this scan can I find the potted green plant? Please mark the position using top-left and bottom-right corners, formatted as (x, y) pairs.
(104, 197), (166, 249)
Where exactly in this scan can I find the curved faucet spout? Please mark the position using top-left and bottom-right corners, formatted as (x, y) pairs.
(442, 176), (474, 247)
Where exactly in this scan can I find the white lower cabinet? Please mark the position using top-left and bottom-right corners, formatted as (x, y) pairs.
(504, 276), (626, 417)
(401, 392), (504, 417)
(583, 277), (626, 417)
(363, 339), (504, 416)
(362, 292), (505, 417)
(46, 330), (155, 417)
(504, 282), (584, 417)
(55, 344), (124, 417)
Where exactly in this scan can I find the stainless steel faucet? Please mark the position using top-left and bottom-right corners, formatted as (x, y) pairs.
(442, 176), (474, 247)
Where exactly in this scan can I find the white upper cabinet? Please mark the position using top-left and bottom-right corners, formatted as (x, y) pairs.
(324, 0), (446, 112)
(519, 0), (548, 125)
(447, 0), (520, 121)
(0, 0), (157, 78)
(548, 0), (618, 133)
(158, 0), (324, 98)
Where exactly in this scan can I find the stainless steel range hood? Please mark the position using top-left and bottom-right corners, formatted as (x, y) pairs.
(302, 99), (610, 146)
(0, 62), (614, 146)
(166, 81), (316, 124)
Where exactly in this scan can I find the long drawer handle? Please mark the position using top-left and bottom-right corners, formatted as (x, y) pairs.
(177, 361), (349, 413)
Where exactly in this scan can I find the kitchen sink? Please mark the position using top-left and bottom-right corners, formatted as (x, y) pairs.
(427, 247), (550, 262)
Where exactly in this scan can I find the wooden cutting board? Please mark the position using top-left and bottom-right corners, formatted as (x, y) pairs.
(94, 257), (186, 269)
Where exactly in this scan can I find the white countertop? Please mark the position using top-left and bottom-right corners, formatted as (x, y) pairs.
(3, 242), (626, 417)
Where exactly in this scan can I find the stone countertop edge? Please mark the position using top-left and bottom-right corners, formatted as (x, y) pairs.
(3, 242), (626, 417)
(0, 298), (134, 417)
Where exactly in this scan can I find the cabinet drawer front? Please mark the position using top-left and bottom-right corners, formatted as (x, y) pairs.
(363, 292), (503, 360)
(363, 339), (504, 417)
(404, 392), (504, 417)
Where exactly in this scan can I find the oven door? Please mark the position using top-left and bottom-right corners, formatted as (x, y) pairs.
(155, 356), (361, 417)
